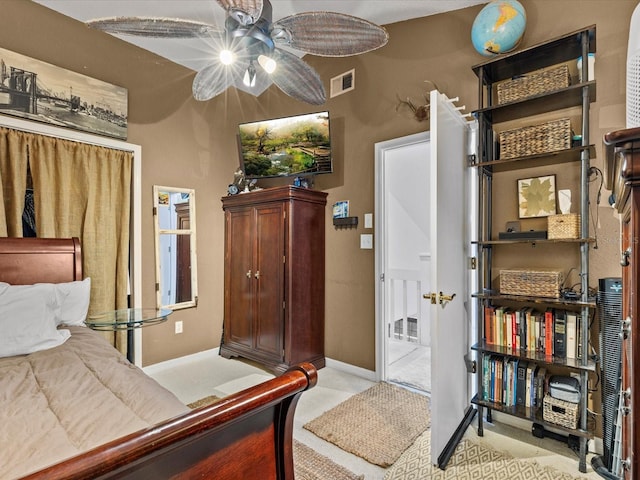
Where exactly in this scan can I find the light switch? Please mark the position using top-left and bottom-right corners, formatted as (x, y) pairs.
(360, 234), (373, 249)
(364, 213), (373, 229)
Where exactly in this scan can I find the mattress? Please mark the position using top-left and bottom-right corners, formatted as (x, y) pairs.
(0, 326), (189, 479)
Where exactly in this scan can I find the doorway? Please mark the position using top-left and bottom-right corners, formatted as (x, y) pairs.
(374, 131), (432, 392)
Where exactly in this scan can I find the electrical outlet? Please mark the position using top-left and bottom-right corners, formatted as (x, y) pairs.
(175, 320), (183, 334)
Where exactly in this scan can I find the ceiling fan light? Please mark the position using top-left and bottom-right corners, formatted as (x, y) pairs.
(219, 49), (235, 65)
(243, 62), (257, 87)
(258, 54), (277, 74)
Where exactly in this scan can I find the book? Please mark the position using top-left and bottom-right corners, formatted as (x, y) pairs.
(554, 310), (567, 359)
(566, 311), (578, 359)
(516, 361), (528, 406)
(544, 309), (554, 356)
(484, 306), (495, 344)
(525, 364), (534, 408)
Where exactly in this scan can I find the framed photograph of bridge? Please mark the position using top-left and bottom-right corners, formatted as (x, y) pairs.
(0, 47), (127, 140)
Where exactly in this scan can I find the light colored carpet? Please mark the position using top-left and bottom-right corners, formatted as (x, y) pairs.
(385, 430), (586, 480)
(303, 381), (430, 467)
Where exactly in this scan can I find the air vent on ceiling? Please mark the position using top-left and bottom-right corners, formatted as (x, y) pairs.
(330, 69), (355, 98)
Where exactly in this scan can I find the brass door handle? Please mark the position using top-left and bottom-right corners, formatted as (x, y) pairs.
(423, 292), (437, 304)
(423, 291), (456, 307)
(246, 270), (252, 278)
(254, 270), (260, 279)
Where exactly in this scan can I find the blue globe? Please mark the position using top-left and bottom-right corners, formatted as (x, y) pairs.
(471, 0), (527, 57)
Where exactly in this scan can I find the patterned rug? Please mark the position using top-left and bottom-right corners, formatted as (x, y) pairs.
(384, 430), (587, 480)
(303, 382), (431, 467)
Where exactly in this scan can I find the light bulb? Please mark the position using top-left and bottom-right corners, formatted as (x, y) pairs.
(258, 54), (277, 74)
(219, 49), (235, 65)
(243, 62), (256, 87)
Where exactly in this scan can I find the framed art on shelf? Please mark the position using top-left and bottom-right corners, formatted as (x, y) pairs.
(517, 174), (557, 218)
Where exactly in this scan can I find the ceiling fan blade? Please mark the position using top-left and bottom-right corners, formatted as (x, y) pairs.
(216, 0), (264, 25)
(273, 12), (389, 57)
(270, 49), (325, 105)
(87, 17), (220, 38)
(192, 63), (235, 101)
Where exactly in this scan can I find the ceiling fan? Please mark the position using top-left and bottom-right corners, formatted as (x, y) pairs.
(87, 0), (389, 105)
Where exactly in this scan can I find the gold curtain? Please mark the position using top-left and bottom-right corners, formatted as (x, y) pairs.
(0, 127), (28, 236)
(0, 127), (133, 353)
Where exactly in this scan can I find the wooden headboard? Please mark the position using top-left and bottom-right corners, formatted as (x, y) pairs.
(0, 237), (82, 284)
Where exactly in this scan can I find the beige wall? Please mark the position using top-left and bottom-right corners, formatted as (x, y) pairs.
(2, 0), (633, 369)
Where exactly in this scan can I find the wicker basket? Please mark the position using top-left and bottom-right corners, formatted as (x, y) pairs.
(543, 394), (579, 429)
(499, 118), (572, 160)
(548, 213), (580, 239)
(499, 269), (563, 298)
(496, 64), (571, 105)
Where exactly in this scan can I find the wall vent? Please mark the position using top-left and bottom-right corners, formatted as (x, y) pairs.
(330, 69), (355, 98)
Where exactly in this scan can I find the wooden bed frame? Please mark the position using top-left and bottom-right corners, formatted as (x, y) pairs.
(0, 237), (317, 480)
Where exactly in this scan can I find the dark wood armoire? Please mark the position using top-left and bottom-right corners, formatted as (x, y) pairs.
(220, 186), (327, 374)
(604, 126), (640, 478)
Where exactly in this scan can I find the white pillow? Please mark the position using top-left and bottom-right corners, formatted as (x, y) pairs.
(51, 277), (91, 326)
(0, 283), (70, 358)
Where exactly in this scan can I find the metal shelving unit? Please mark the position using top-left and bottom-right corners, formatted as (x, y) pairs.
(470, 25), (596, 473)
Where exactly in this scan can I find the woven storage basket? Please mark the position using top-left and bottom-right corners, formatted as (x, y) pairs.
(499, 118), (572, 160)
(543, 394), (579, 429)
(499, 269), (563, 298)
(497, 64), (571, 105)
(548, 213), (580, 239)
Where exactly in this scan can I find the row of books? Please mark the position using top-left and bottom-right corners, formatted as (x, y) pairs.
(482, 355), (547, 408)
(484, 306), (584, 360)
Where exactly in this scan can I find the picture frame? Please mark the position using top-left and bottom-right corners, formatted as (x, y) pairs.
(332, 200), (349, 219)
(517, 174), (557, 218)
(0, 46), (128, 140)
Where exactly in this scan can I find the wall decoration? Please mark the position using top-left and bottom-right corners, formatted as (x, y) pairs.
(517, 174), (557, 218)
(332, 200), (349, 219)
(0, 47), (127, 140)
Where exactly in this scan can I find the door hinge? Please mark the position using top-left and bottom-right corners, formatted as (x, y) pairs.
(380, 273), (385, 282)
(464, 353), (476, 374)
(155, 282), (159, 292)
(469, 257), (477, 270)
(283, 255), (286, 264)
(153, 206), (157, 216)
(467, 154), (477, 166)
(283, 301), (286, 310)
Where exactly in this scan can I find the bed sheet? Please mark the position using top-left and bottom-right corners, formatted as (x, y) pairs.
(0, 326), (189, 479)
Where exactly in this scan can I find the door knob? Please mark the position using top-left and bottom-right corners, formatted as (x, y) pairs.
(423, 292), (437, 304)
(246, 270), (252, 278)
(423, 291), (456, 307)
(254, 270), (260, 279)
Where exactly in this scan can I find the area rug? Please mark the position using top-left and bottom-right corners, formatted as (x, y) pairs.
(293, 440), (364, 480)
(303, 382), (430, 467)
(186, 395), (221, 409)
(188, 395), (363, 480)
(384, 430), (586, 480)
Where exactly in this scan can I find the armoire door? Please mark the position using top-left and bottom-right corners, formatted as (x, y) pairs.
(253, 203), (285, 361)
(224, 208), (254, 351)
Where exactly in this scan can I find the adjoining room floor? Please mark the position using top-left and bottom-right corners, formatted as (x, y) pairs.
(144, 350), (602, 480)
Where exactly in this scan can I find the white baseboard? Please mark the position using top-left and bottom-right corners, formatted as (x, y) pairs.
(143, 348), (219, 376)
(325, 357), (378, 382)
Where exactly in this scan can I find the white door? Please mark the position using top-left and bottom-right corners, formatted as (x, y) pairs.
(429, 90), (477, 467)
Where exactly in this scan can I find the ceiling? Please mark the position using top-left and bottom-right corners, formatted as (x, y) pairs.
(33, 0), (487, 74)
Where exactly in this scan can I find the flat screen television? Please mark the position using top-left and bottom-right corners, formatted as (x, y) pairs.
(238, 111), (332, 179)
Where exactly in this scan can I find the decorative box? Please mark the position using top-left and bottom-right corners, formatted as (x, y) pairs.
(548, 213), (580, 239)
(499, 118), (572, 160)
(543, 394), (579, 429)
(496, 64), (571, 105)
(499, 268), (563, 298)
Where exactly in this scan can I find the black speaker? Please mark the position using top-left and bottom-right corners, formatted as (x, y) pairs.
(598, 277), (622, 470)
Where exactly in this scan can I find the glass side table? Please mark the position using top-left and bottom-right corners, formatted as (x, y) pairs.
(85, 308), (173, 362)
